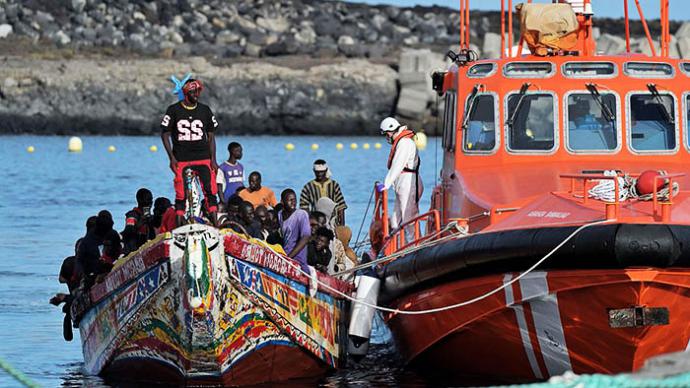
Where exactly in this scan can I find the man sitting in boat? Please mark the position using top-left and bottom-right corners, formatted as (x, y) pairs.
(308, 226), (334, 273)
(240, 171), (278, 209)
(255, 205), (282, 244)
(77, 212), (117, 288)
(216, 141), (244, 206)
(377, 117), (423, 235)
(231, 201), (263, 239)
(299, 159), (347, 226)
(122, 188), (155, 255)
(152, 197), (177, 234)
(278, 189), (311, 271)
(160, 78), (220, 227)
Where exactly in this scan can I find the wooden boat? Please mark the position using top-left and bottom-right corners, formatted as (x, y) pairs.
(69, 224), (351, 385)
(368, 0), (690, 384)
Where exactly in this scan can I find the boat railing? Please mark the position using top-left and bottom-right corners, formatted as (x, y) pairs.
(559, 172), (684, 222)
(373, 185), (441, 258)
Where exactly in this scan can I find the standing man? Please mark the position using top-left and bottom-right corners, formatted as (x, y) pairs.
(161, 78), (219, 226)
(377, 117), (423, 233)
(217, 142), (244, 205)
(299, 159), (347, 226)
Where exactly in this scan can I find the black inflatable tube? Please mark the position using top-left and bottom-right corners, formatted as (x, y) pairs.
(378, 224), (690, 302)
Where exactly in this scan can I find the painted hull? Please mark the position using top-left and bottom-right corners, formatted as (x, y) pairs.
(384, 267), (690, 384)
(72, 224), (350, 385)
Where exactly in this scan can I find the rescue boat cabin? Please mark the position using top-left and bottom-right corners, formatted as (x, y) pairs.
(432, 0), (690, 233)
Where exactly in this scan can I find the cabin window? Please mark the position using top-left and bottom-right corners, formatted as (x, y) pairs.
(628, 93), (676, 151)
(680, 63), (690, 75)
(563, 62), (616, 78)
(463, 94), (497, 153)
(503, 62), (554, 78)
(506, 93), (556, 152)
(566, 93), (618, 152)
(624, 62), (674, 78)
(467, 63), (496, 78)
(442, 91), (457, 151)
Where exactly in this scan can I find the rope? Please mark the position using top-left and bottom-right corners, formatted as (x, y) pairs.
(0, 357), (40, 388)
(252, 219), (610, 315)
(353, 187), (375, 255)
(333, 221), (466, 277)
(588, 170), (679, 202)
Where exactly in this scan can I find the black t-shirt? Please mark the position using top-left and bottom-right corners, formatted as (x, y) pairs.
(161, 102), (218, 162)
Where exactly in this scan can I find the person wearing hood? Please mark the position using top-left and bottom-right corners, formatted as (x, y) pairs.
(299, 159), (347, 226)
(376, 117), (423, 235)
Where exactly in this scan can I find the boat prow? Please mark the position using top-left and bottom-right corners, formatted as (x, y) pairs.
(71, 223), (352, 385)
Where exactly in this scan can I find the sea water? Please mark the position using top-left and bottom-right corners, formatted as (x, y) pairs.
(0, 135), (441, 387)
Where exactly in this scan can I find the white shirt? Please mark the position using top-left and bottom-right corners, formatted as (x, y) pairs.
(384, 137), (418, 190)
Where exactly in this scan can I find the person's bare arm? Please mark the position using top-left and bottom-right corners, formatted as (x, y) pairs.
(288, 235), (311, 258)
(161, 132), (176, 173)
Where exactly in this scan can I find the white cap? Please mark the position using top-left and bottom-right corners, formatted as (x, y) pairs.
(380, 117), (401, 133)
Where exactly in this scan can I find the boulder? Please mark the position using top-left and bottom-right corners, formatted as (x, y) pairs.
(675, 21), (690, 39)
(397, 87), (428, 119)
(596, 33), (626, 55)
(0, 24), (12, 39)
(678, 37), (690, 59)
(256, 16), (290, 33)
(482, 32), (501, 59)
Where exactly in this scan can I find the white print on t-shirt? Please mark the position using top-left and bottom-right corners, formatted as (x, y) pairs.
(177, 119), (204, 141)
(161, 115), (171, 127)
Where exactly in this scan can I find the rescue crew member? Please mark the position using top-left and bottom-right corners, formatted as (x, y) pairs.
(122, 188), (155, 255)
(376, 117), (423, 233)
(299, 159), (347, 226)
(160, 78), (219, 227)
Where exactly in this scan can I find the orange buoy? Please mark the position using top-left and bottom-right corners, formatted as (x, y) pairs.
(636, 170), (663, 195)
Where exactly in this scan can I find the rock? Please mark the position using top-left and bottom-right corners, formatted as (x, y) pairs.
(71, 0), (86, 13)
(482, 32), (501, 59)
(125, 33), (146, 51)
(215, 30), (241, 45)
(0, 24), (12, 39)
(675, 21), (690, 39)
(168, 31), (184, 44)
(371, 14), (388, 31)
(597, 33), (626, 55)
(678, 37), (690, 59)
(52, 30), (71, 47)
(337, 35), (355, 46)
(256, 16), (290, 33)
(397, 87), (428, 119)
(314, 14), (341, 36)
(3, 77), (17, 89)
(211, 17), (225, 30)
(294, 26), (316, 45)
(244, 42), (262, 57)
(132, 12), (146, 21)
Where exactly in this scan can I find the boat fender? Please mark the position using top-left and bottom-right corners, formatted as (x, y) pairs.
(347, 274), (381, 360)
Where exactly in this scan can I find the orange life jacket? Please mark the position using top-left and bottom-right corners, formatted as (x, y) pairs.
(387, 129), (417, 170)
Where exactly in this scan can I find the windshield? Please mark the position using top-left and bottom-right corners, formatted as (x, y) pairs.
(507, 93), (555, 151)
(567, 93), (617, 151)
(463, 95), (496, 152)
(629, 94), (676, 151)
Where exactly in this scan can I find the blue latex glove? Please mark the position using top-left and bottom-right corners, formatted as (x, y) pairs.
(376, 183), (386, 193)
(170, 73), (192, 101)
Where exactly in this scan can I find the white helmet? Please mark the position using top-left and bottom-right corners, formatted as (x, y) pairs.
(380, 117), (402, 133)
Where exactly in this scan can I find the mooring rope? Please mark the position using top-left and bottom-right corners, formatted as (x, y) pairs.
(257, 219), (611, 315)
(0, 356), (40, 388)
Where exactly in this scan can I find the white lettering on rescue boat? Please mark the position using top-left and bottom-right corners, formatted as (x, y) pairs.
(527, 211), (571, 219)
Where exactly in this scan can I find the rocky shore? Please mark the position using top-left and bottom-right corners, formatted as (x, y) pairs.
(1, 0), (689, 135)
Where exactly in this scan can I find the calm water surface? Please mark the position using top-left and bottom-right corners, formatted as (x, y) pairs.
(0, 135), (442, 387)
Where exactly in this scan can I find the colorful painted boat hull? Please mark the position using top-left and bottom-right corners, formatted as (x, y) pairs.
(72, 224), (350, 385)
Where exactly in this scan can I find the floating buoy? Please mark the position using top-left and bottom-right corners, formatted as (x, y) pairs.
(336, 143), (344, 150)
(311, 143), (319, 151)
(149, 145), (158, 152)
(414, 131), (428, 150)
(636, 170), (664, 195)
(285, 143), (295, 151)
(68, 136), (83, 152)
(107, 145), (116, 153)
(374, 143), (382, 149)
(362, 143), (370, 150)
(350, 143), (358, 150)
(26, 146), (35, 153)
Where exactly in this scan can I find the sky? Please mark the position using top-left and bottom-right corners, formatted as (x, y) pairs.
(353, 1), (690, 21)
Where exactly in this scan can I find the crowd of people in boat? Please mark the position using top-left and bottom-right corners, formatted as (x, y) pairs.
(51, 141), (358, 313)
(51, 77), (423, 321)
